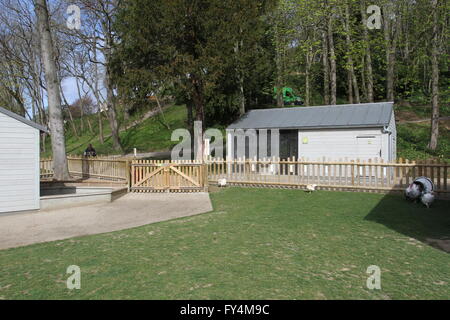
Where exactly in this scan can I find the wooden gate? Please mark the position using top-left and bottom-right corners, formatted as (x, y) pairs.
(130, 160), (208, 192)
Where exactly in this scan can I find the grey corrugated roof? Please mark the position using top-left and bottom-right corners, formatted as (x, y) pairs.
(0, 106), (48, 132)
(227, 102), (394, 130)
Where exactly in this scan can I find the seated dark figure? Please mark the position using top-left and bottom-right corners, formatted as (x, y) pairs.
(84, 144), (97, 157)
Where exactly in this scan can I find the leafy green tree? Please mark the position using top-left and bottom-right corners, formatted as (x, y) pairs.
(113, 0), (275, 126)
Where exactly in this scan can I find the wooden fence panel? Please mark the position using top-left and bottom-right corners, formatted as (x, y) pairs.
(130, 160), (207, 192)
(205, 157), (450, 198)
(40, 156), (128, 182)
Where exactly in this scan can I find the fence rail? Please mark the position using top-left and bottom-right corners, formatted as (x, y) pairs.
(206, 157), (450, 197)
(40, 156), (129, 182)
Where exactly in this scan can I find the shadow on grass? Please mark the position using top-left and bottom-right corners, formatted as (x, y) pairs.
(364, 190), (450, 253)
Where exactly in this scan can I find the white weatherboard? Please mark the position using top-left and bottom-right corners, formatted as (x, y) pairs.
(0, 112), (40, 213)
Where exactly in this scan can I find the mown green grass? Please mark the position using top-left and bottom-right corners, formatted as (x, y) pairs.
(0, 188), (448, 299)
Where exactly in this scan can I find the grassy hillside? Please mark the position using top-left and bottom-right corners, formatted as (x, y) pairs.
(42, 103), (449, 161)
(394, 103), (450, 162)
(42, 105), (188, 158)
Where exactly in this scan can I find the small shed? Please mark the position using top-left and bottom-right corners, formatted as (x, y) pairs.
(226, 102), (396, 162)
(0, 106), (47, 214)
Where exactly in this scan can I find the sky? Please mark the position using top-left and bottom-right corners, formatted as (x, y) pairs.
(61, 77), (106, 106)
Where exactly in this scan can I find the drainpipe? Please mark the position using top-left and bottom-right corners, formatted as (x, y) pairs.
(382, 126), (392, 162)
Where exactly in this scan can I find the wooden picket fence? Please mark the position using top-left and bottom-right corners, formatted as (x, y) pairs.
(130, 160), (208, 192)
(40, 156), (129, 182)
(40, 156), (449, 197)
(40, 157), (54, 178)
(206, 157), (450, 198)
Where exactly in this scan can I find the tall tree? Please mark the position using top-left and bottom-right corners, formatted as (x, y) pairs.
(428, 0), (441, 150)
(360, 0), (374, 102)
(383, 1), (401, 102)
(343, 1), (360, 104)
(34, 0), (70, 180)
(63, 0), (123, 152)
(327, 6), (337, 105)
(322, 29), (330, 105)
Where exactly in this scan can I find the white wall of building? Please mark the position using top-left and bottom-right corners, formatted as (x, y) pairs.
(297, 127), (389, 161)
(0, 112), (40, 213)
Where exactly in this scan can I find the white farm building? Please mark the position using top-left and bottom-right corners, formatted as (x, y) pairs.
(226, 102), (396, 162)
(0, 107), (47, 214)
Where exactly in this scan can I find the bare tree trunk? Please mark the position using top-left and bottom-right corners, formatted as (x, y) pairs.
(35, 0), (70, 180)
(60, 85), (79, 137)
(186, 98), (194, 150)
(305, 46), (312, 106)
(428, 0), (440, 150)
(97, 111), (104, 143)
(344, 3), (360, 104)
(386, 47), (395, 101)
(275, 24), (284, 107)
(234, 31), (246, 115)
(41, 132), (46, 153)
(104, 70), (122, 152)
(383, 5), (399, 102)
(361, 55), (368, 101)
(74, 73), (85, 132)
(347, 70), (354, 104)
(86, 116), (94, 134)
(155, 93), (170, 129)
(322, 30), (330, 105)
(92, 37), (104, 144)
(361, 0), (374, 102)
(327, 14), (337, 105)
(238, 75), (245, 114)
(352, 71), (361, 103)
(103, 31), (123, 153)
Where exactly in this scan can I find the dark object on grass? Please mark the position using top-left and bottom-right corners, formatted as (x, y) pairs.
(405, 176), (435, 208)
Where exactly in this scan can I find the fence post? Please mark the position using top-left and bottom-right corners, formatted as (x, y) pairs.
(351, 160), (355, 186)
(126, 160), (131, 192)
(204, 163), (209, 192)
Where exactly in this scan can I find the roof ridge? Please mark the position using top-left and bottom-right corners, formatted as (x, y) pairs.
(228, 102), (394, 130)
(249, 102), (393, 113)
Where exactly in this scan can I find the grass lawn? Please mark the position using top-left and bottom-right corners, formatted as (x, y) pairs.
(0, 188), (449, 299)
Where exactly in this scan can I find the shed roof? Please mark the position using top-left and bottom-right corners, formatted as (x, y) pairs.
(0, 106), (48, 132)
(227, 102), (394, 130)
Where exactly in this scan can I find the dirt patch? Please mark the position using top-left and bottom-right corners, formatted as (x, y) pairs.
(425, 237), (450, 253)
(440, 118), (450, 131)
(397, 110), (422, 122)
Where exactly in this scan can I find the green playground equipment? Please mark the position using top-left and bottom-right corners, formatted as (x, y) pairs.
(273, 87), (304, 106)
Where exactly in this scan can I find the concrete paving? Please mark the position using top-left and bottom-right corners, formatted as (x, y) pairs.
(0, 193), (213, 250)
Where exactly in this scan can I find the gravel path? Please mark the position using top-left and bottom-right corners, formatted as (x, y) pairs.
(0, 193), (212, 250)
